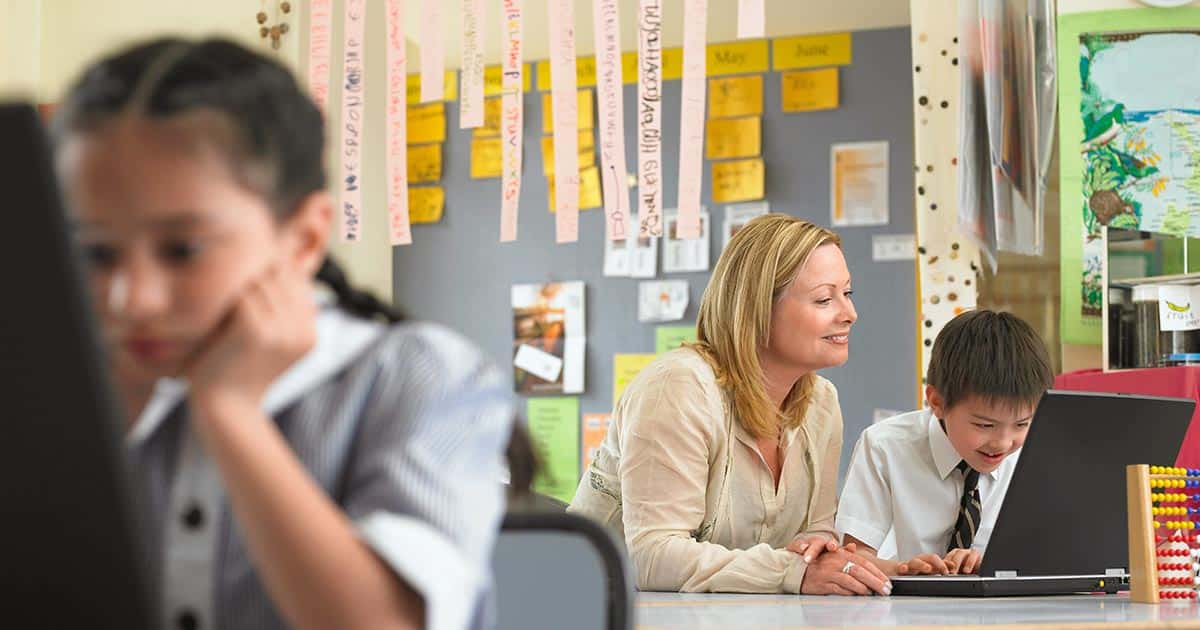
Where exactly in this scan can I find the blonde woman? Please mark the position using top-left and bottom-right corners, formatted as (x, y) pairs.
(569, 214), (891, 596)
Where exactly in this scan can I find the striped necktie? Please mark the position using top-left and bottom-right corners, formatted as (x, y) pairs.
(949, 460), (982, 552)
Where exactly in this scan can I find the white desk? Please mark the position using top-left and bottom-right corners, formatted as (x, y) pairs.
(636, 593), (1200, 629)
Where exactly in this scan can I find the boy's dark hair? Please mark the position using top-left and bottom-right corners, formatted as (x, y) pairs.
(926, 309), (1054, 411)
(53, 37), (402, 323)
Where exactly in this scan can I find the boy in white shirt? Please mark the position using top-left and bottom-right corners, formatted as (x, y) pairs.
(836, 310), (1054, 576)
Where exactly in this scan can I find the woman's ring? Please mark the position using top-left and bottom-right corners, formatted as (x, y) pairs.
(841, 561), (856, 574)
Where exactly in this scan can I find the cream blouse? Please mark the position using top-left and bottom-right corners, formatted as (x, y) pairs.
(568, 348), (843, 593)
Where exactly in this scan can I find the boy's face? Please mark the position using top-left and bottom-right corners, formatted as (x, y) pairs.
(927, 386), (1036, 474)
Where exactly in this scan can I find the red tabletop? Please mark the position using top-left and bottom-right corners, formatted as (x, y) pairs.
(1055, 366), (1200, 467)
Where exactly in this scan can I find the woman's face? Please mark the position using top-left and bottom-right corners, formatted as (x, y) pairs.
(58, 118), (286, 387)
(762, 243), (857, 375)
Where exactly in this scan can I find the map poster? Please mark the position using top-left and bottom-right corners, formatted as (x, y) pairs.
(1058, 9), (1200, 344)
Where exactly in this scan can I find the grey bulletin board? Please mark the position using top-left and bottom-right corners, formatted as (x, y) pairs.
(392, 27), (916, 480)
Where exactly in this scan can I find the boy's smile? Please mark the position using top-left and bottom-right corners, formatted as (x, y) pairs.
(927, 387), (1037, 474)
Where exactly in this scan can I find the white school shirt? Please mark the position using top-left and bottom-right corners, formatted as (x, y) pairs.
(126, 303), (513, 630)
(835, 409), (1019, 562)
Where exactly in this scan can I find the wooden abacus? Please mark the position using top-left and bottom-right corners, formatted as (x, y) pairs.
(1126, 464), (1200, 603)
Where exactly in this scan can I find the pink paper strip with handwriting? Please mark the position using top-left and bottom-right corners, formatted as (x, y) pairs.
(737, 0), (764, 40)
(593, 0), (629, 243)
(637, 0), (663, 238)
(339, 0), (366, 242)
(420, 0), (444, 103)
(675, 0), (707, 239)
(548, 0), (579, 243)
(307, 0), (332, 114)
(499, 0), (523, 242)
(459, 0), (485, 128)
(386, 0), (411, 245)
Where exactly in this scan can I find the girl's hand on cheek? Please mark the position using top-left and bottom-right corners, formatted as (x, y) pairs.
(184, 264), (316, 416)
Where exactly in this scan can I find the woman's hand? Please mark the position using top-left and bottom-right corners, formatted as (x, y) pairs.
(942, 548), (982, 575)
(800, 548), (892, 596)
(786, 534), (839, 564)
(897, 553), (950, 575)
(184, 265), (316, 415)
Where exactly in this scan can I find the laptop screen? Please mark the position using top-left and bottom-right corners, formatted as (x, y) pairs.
(981, 390), (1194, 577)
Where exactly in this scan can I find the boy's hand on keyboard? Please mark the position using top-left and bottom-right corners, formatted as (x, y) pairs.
(897, 553), (950, 575)
(942, 548), (982, 575)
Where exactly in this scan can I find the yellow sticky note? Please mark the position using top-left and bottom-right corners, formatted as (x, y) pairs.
(706, 117), (761, 160)
(471, 137), (502, 179)
(542, 90), (594, 134)
(473, 97), (503, 138)
(409, 186), (445, 224)
(541, 131), (596, 176)
(662, 47), (684, 81)
(708, 75), (763, 118)
(781, 68), (840, 112)
(406, 71), (458, 103)
(712, 158), (765, 203)
(408, 143), (442, 183)
(579, 164), (602, 209)
(622, 52), (638, 85)
(706, 41), (769, 76)
(408, 103), (446, 145)
(772, 33), (852, 70)
(548, 165), (603, 212)
(613, 354), (657, 407)
(482, 64), (533, 96)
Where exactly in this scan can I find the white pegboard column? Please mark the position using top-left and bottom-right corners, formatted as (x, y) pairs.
(909, 0), (980, 404)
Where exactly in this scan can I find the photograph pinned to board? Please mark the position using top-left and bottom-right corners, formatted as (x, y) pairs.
(722, 201), (769, 250)
(603, 214), (659, 278)
(512, 281), (585, 395)
(638, 280), (689, 323)
(830, 141), (889, 227)
(663, 211), (710, 273)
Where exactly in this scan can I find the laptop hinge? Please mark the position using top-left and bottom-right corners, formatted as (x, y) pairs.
(994, 570), (1018, 578)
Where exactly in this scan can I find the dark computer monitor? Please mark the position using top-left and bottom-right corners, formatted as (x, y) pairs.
(0, 103), (155, 626)
(983, 390), (1195, 577)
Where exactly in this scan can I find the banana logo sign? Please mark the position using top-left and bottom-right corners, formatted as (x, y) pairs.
(1166, 300), (1192, 314)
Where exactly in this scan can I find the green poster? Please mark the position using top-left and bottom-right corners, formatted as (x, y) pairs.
(655, 325), (697, 354)
(1058, 8), (1200, 344)
(526, 397), (580, 504)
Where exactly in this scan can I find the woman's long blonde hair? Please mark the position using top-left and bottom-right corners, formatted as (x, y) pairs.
(691, 214), (841, 439)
